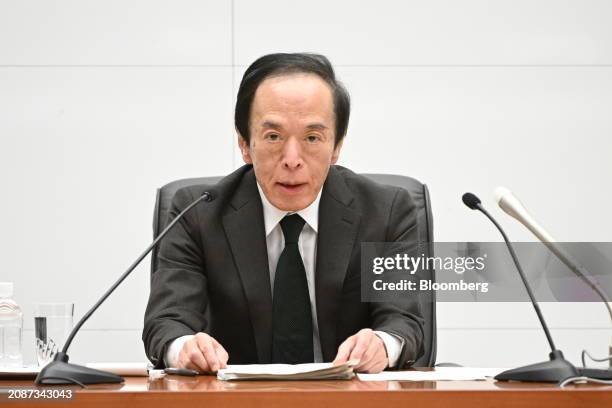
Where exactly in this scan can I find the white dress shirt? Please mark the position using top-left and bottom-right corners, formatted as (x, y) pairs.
(165, 183), (403, 368)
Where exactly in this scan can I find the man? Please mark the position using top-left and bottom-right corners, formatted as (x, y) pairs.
(143, 53), (424, 374)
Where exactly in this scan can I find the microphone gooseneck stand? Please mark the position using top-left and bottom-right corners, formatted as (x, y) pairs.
(462, 192), (578, 382)
(36, 191), (214, 386)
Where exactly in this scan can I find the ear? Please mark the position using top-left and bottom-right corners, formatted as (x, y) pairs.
(330, 139), (344, 164)
(238, 135), (253, 164)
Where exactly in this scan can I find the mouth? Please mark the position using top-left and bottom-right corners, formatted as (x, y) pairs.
(276, 182), (307, 194)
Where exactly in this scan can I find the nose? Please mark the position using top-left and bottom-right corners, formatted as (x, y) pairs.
(281, 138), (303, 170)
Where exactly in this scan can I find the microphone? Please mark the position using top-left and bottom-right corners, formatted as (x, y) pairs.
(494, 187), (556, 243)
(35, 190), (215, 386)
(462, 192), (481, 210)
(495, 187), (612, 373)
(462, 192), (578, 382)
(494, 186), (612, 321)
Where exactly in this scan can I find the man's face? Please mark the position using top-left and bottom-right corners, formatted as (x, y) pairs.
(238, 73), (343, 211)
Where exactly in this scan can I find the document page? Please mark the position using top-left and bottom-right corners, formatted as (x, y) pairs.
(217, 360), (358, 381)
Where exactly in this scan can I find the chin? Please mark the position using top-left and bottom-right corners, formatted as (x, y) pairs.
(272, 196), (311, 212)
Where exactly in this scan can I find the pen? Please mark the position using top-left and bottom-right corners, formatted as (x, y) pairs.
(164, 367), (200, 376)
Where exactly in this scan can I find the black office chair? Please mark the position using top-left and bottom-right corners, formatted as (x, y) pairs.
(151, 172), (437, 367)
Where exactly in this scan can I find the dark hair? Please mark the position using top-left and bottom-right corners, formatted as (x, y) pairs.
(235, 53), (350, 147)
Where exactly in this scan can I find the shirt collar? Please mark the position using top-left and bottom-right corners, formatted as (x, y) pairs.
(256, 182), (321, 236)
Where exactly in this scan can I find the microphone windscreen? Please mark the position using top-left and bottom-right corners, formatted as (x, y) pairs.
(462, 192), (481, 210)
(494, 186), (513, 205)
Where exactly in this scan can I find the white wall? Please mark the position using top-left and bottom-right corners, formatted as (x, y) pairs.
(1, 0), (611, 368)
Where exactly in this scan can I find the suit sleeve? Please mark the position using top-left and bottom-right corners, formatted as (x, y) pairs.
(368, 187), (425, 369)
(142, 187), (208, 368)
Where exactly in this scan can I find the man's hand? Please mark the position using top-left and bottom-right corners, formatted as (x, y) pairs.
(332, 328), (388, 373)
(176, 333), (228, 373)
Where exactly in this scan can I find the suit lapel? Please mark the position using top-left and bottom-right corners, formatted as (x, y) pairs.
(222, 169), (273, 363)
(315, 167), (360, 361)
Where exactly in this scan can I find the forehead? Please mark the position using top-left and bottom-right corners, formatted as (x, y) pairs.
(251, 73), (334, 122)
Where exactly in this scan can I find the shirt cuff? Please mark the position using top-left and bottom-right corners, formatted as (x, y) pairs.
(164, 334), (194, 368)
(374, 331), (404, 368)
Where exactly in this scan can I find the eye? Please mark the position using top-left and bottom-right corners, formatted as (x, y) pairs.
(265, 133), (280, 141)
(306, 135), (320, 143)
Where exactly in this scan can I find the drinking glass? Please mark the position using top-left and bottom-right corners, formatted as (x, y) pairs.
(34, 303), (74, 366)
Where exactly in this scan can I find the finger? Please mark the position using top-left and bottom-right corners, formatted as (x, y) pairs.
(211, 337), (229, 368)
(354, 340), (375, 370)
(212, 337), (228, 356)
(211, 336), (224, 349)
(359, 357), (386, 374)
(214, 343), (229, 368)
(181, 341), (209, 373)
(196, 335), (221, 372)
(358, 339), (388, 373)
(349, 333), (372, 366)
(356, 347), (386, 373)
(184, 359), (204, 373)
(355, 349), (372, 371)
(333, 336), (356, 365)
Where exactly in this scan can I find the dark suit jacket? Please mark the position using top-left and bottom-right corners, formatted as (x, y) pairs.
(143, 164), (424, 368)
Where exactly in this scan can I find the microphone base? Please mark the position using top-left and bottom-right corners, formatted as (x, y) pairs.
(35, 352), (124, 385)
(495, 350), (578, 383)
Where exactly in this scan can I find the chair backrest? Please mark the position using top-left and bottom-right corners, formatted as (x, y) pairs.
(151, 173), (436, 367)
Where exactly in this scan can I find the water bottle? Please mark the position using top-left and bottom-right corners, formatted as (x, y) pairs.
(0, 282), (23, 367)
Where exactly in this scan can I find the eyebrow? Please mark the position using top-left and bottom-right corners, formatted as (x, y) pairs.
(305, 123), (328, 131)
(260, 121), (328, 131)
(261, 120), (283, 130)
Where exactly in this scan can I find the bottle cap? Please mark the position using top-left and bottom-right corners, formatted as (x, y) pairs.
(0, 282), (13, 298)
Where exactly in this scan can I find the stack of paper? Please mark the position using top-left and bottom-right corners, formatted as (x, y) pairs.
(217, 361), (357, 381)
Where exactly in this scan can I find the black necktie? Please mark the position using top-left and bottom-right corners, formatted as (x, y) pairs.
(271, 214), (314, 364)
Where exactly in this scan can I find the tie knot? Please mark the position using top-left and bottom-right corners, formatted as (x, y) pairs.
(280, 214), (305, 244)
